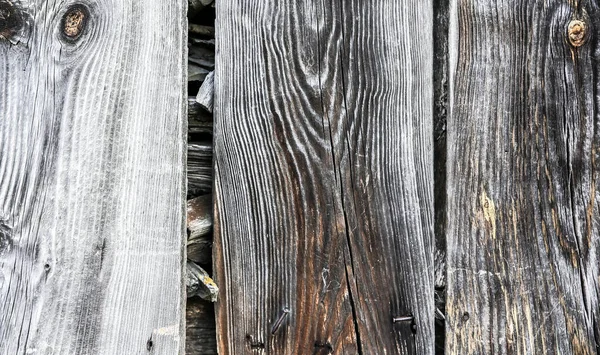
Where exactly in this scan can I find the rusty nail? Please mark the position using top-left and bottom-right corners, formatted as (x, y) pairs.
(393, 315), (413, 323)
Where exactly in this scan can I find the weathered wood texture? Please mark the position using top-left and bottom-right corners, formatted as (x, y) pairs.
(0, 1), (187, 354)
(187, 195), (213, 265)
(433, 0), (449, 353)
(187, 298), (217, 355)
(214, 1), (434, 354)
(188, 142), (213, 196)
(447, 1), (600, 353)
(196, 71), (214, 113)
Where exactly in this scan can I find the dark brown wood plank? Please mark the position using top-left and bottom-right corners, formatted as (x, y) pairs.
(446, 1), (600, 353)
(214, 1), (434, 353)
(0, 0), (186, 353)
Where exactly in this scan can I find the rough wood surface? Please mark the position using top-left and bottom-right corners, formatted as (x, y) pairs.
(189, 98), (213, 136)
(188, 142), (212, 196)
(446, 1), (600, 353)
(196, 71), (214, 113)
(0, 1), (187, 354)
(186, 298), (217, 355)
(187, 195), (213, 265)
(186, 261), (219, 302)
(214, 1), (434, 353)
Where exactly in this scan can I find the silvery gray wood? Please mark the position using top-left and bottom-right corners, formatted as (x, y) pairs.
(446, 0), (600, 353)
(213, 1), (434, 353)
(196, 71), (214, 113)
(0, 0), (187, 354)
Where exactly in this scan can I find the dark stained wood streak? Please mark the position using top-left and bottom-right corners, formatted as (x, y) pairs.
(0, 0), (186, 353)
(446, 0), (600, 353)
(214, 1), (434, 353)
(433, 0), (450, 352)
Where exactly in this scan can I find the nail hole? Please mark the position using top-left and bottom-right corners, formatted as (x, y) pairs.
(61, 4), (89, 40)
(146, 339), (153, 351)
(462, 312), (470, 322)
(314, 341), (333, 353)
(246, 335), (264, 349)
(44, 263), (51, 271)
(411, 319), (417, 334)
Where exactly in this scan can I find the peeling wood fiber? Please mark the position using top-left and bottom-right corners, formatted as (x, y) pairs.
(214, 1), (434, 354)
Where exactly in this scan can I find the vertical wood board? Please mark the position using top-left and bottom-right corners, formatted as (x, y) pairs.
(0, 1), (187, 354)
(214, 1), (434, 354)
(446, 0), (600, 353)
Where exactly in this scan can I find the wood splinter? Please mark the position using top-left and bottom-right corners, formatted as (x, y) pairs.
(196, 70), (214, 113)
(186, 261), (219, 302)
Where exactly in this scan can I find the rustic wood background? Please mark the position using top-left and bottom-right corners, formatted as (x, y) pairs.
(3, 0), (600, 354)
(213, 1), (434, 354)
(446, 0), (600, 353)
(0, 0), (187, 354)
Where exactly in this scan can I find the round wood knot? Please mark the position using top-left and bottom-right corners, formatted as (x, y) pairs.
(62, 5), (88, 40)
(568, 19), (587, 47)
(0, 1), (23, 41)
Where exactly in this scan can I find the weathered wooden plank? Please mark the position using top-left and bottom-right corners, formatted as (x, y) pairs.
(0, 1), (186, 354)
(214, 1), (434, 353)
(447, 1), (600, 353)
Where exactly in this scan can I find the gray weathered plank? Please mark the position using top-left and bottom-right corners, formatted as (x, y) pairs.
(214, 1), (434, 353)
(0, 1), (187, 354)
(446, 0), (600, 353)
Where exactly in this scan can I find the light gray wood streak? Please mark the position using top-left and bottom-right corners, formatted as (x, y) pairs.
(196, 71), (214, 113)
(0, 0), (187, 354)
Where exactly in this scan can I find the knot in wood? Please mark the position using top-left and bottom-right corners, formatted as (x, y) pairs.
(568, 19), (587, 47)
(0, 1), (23, 41)
(62, 5), (88, 39)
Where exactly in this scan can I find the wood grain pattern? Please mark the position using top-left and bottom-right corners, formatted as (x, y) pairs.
(186, 297), (217, 355)
(0, 1), (186, 354)
(446, 0), (600, 353)
(214, 1), (434, 353)
(188, 142), (212, 196)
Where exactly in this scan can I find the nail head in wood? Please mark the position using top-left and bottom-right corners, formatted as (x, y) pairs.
(62, 4), (88, 40)
(568, 19), (587, 47)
